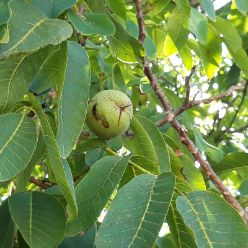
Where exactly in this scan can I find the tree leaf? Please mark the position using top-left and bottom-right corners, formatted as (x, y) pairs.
(198, 0), (216, 21)
(59, 225), (96, 248)
(176, 191), (248, 248)
(234, 0), (248, 15)
(15, 132), (45, 192)
(56, 42), (90, 158)
(124, 116), (170, 173)
(0, 44), (66, 113)
(189, 8), (208, 45)
(124, 117), (158, 164)
(193, 128), (223, 163)
(32, 0), (77, 18)
(68, 11), (116, 36)
(66, 155), (130, 236)
(105, 0), (126, 21)
(165, 8), (189, 55)
(108, 18), (144, 63)
(210, 17), (248, 75)
(167, 177), (197, 248)
(96, 173), (175, 248)
(31, 101), (78, 217)
(0, 201), (14, 248)
(9, 192), (66, 248)
(0, 24), (9, 44)
(0, 113), (38, 182)
(75, 138), (107, 152)
(112, 64), (126, 93)
(0, 0), (72, 60)
(214, 152), (248, 174)
(0, 1), (9, 25)
(210, 17), (242, 52)
(30, 43), (67, 95)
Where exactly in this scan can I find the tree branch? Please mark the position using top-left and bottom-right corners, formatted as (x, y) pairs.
(183, 66), (196, 106)
(29, 176), (50, 189)
(135, 0), (145, 43)
(175, 83), (246, 117)
(134, 0), (247, 223)
(226, 82), (248, 131)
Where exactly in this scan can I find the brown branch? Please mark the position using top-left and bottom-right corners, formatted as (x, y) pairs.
(134, 0), (247, 223)
(229, 123), (248, 133)
(134, 0), (145, 43)
(226, 82), (248, 131)
(157, 66), (196, 126)
(29, 176), (50, 189)
(183, 66), (196, 106)
(175, 83), (246, 117)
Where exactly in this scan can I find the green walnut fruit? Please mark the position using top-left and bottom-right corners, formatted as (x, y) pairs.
(86, 90), (133, 139)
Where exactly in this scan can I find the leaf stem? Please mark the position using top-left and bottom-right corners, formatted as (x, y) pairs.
(104, 147), (151, 174)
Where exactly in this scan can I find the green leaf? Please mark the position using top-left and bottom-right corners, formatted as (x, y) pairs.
(167, 177), (197, 248)
(0, 55), (35, 113)
(105, 0), (126, 21)
(68, 11), (115, 36)
(181, 156), (206, 190)
(0, 0), (72, 60)
(15, 132), (45, 192)
(56, 42), (90, 158)
(112, 64), (126, 93)
(234, 0), (248, 15)
(197, 26), (222, 79)
(193, 128), (223, 163)
(0, 24), (9, 44)
(66, 155), (130, 236)
(60, 225), (96, 248)
(165, 8), (189, 56)
(124, 116), (170, 173)
(0, 201), (14, 248)
(198, 0), (216, 21)
(147, 0), (170, 16)
(176, 191), (248, 248)
(152, 28), (167, 58)
(189, 8), (208, 44)
(131, 155), (160, 175)
(0, 113), (38, 182)
(76, 138), (107, 151)
(0, 44), (67, 113)
(0, 2), (9, 25)
(214, 152), (248, 174)
(9, 192), (66, 248)
(210, 17), (242, 52)
(109, 19), (144, 63)
(32, 0), (76, 18)
(179, 45), (193, 70)
(30, 43), (67, 94)
(124, 117), (158, 164)
(174, 0), (191, 14)
(96, 173), (175, 247)
(31, 101), (78, 217)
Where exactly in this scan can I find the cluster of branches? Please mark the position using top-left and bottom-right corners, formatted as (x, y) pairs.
(134, 0), (248, 223)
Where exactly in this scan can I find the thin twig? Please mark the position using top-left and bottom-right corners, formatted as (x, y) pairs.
(175, 83), (246, 117)
(183, 66), (196, 106)
(157, 66), (196, 126)
(229, 123), (248, 133)
(226, 82), (248, 131)
(104, 147), (151, 174)
(134, 0), (247, 223)
(29, 176), (50, 189)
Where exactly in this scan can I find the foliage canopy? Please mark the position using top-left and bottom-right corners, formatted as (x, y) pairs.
(0, 0), (248, 247)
